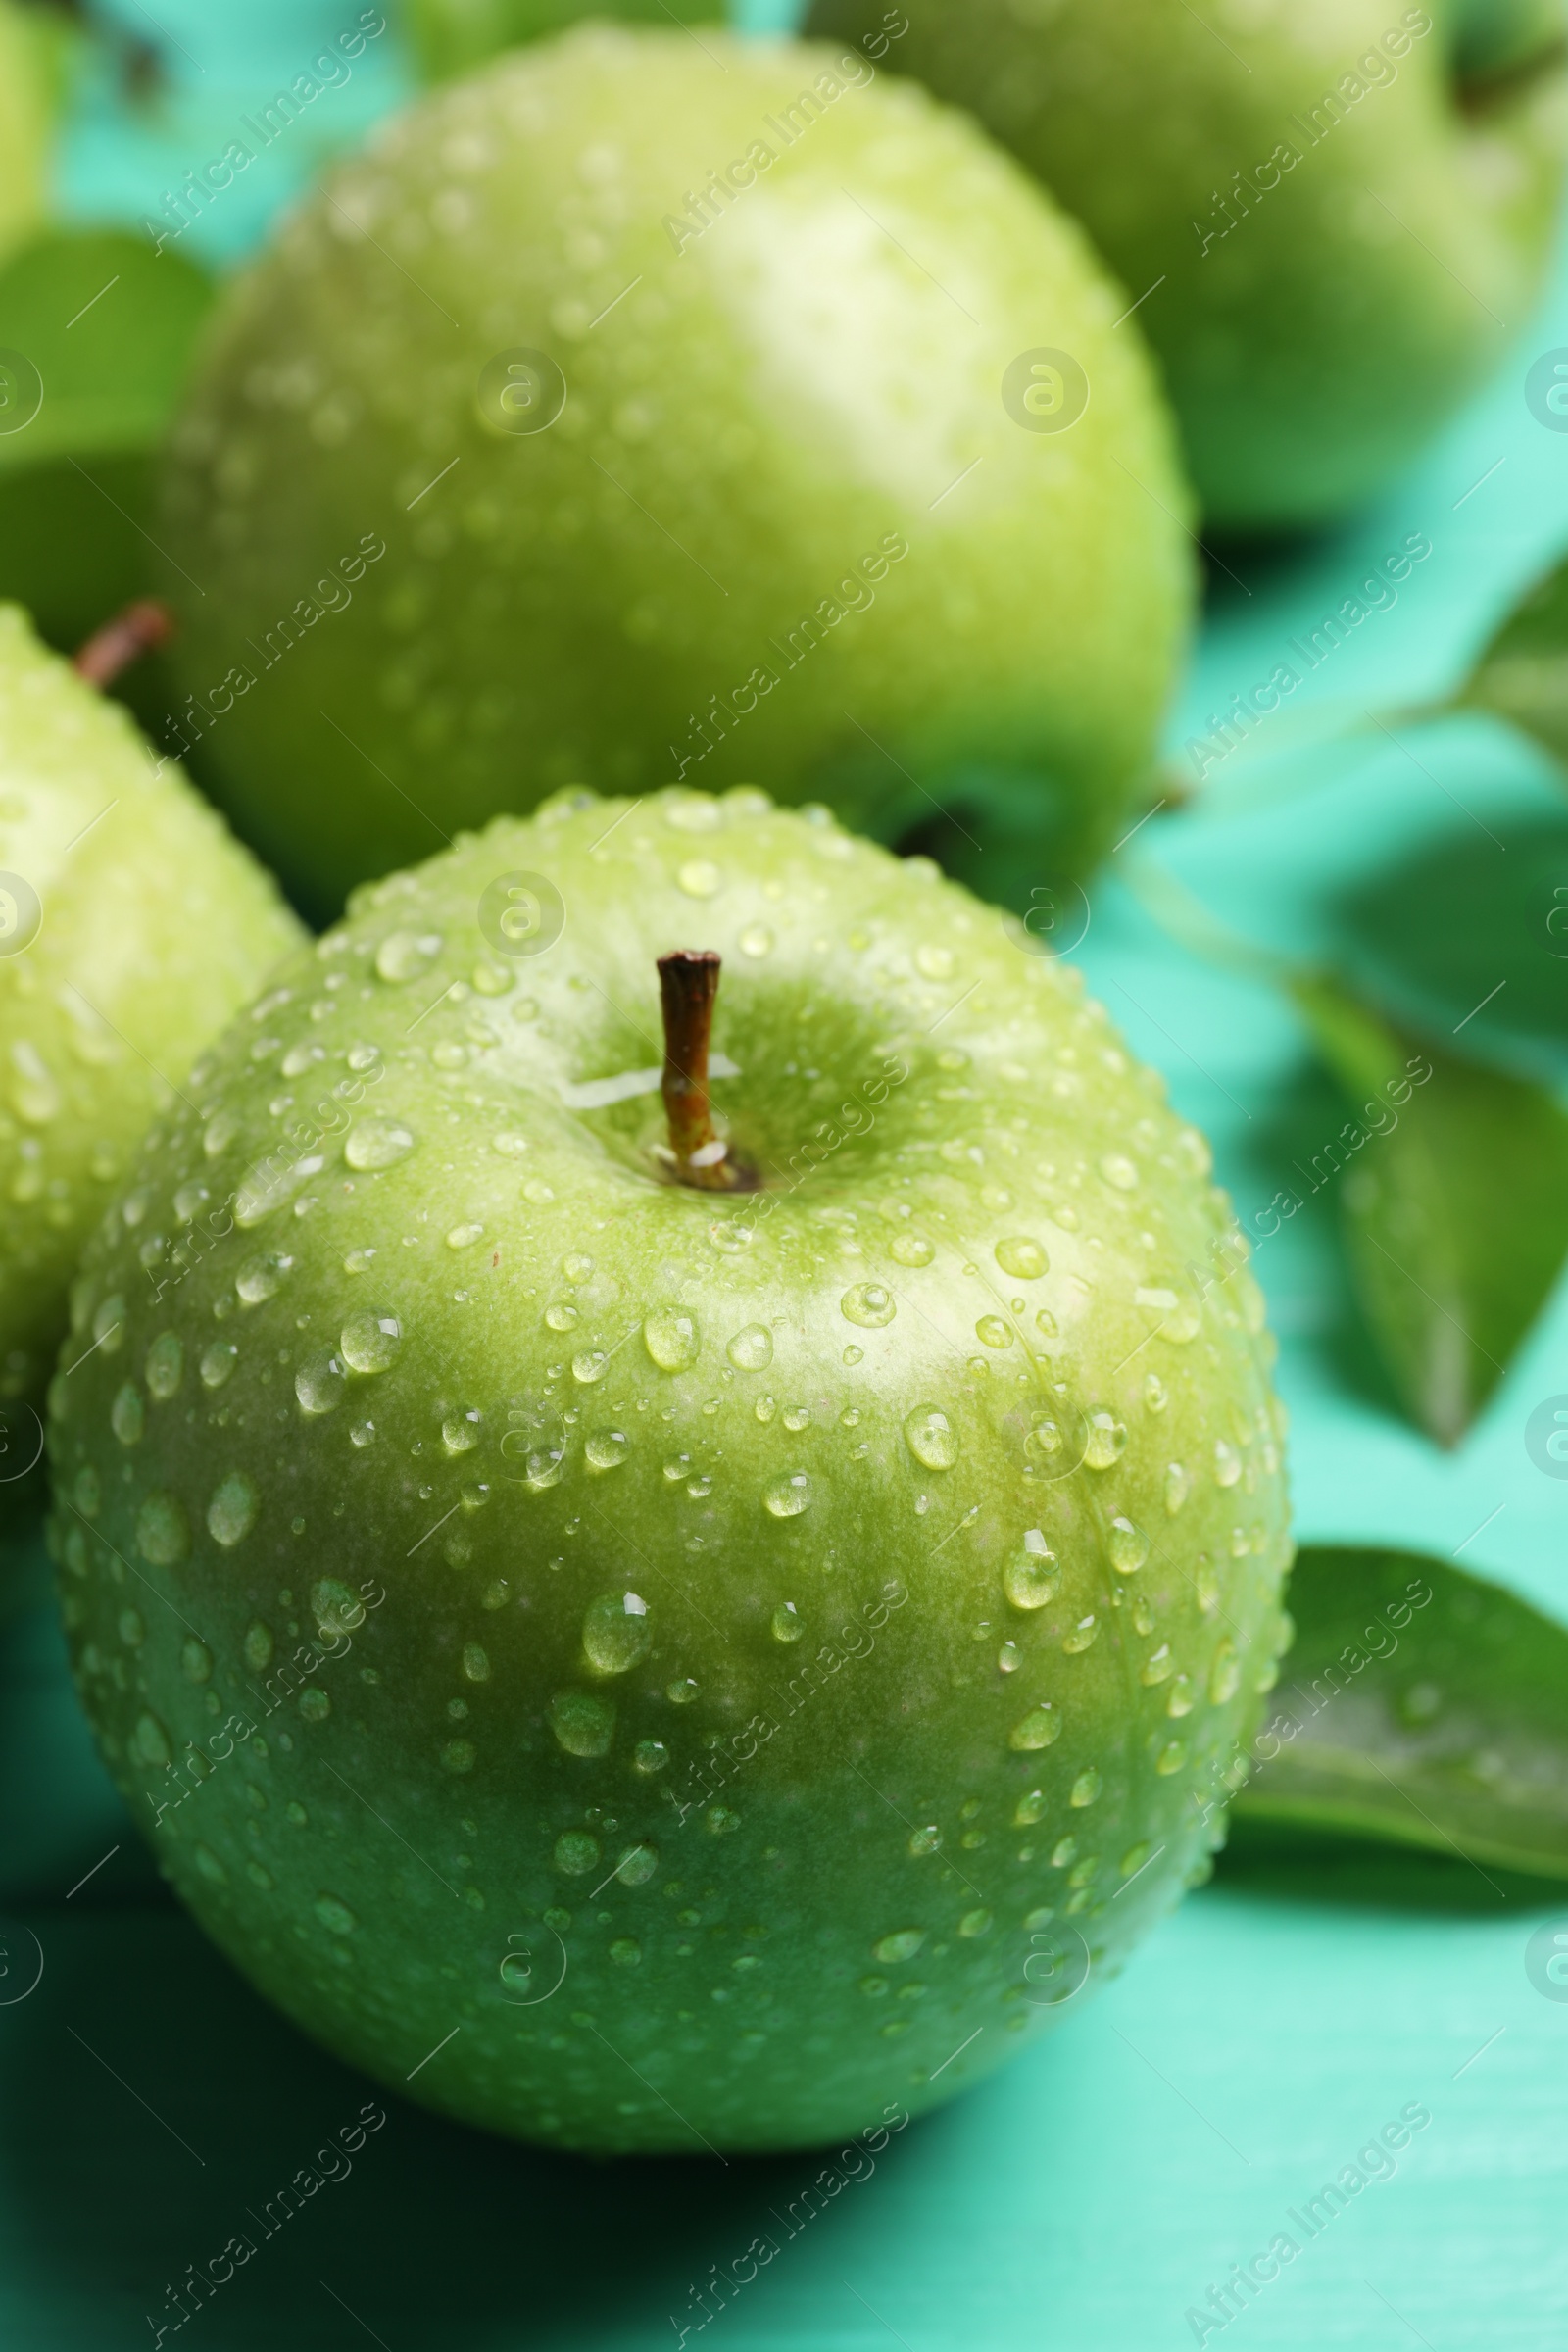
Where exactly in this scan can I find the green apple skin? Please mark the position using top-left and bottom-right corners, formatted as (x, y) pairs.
(48, 787), (1291, 2154)
(806, 0), (1568, 531)
(0, 607), (305, 1418)
(157, 25), (1193, 922)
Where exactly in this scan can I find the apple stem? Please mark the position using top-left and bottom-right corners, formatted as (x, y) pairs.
(657, 951), (755, 1192)
(73, 600), (175, 690)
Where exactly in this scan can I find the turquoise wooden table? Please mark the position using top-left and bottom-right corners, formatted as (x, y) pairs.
(2, 6), (1566, 2346)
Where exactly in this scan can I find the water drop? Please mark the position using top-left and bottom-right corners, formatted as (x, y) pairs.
(1214, 1440), (1242, 1489)
(644, 1305), (700, 1370)
(236, 1250), (293, 1305)
(1008, 1705), (1059, 1751)
(131, 1711), (171, 1767)
(144, 1333), (184, 1400)
(915, 944), (954, 978)
(770, 1602), (804, 1643)
(903, 1407), (958, 1470)
(1069, 1769), (1102, 1807)
(314, 1893), (357, 1934)
(676, 858), (722, 898)
(1164, 1461), (1189, 1515)
(754, 1395), (776, 1424)
(111, 1384), (144, 1446)
(1208, 1641), (1241, 1704)
(634, 1739), (669, 1774)
(907, 1824), (942, 1856)
(1100, 1153), (1138, 1191)
(549, 1690), (615, 1756)
(841, 1282), (896, 1329)
(1013, 1789), (1046, 1826)
(872, 1928), (926, 1963)
(1167, 1674), (1194, 1717)
(571, 1348), (609, 1384)
(1083, 1411), (1126, 1470)
(890, 1232), (933, 1267)
(738, 923), (773, 956)
(763, 1471), (813, 1518)
(610, 1936), (642, 1965)
(340, 1311), (401, 1373)
(136, 1492), (189, 1566)
(996, 1237), (1047, 1280)
(1155, 1740), (1188, 1776)
(200, 1341), (238, 1390)
(585, 1427), (629, 1471)
(374, 929), (442, 983)
(615, 1841), (658, 1886)
(1004, 1532), (1058, 1610)
(295, 1354), (346, 1415)
(244, 1621), (273, 1669)
(446, 1222), (483, 1250)
(344, 1118), (416, 1172)
(1063, 1614), (1098, 1653)
(300, 1686), (330, 1722)
(1141, 1643), (1174, 1686)
(208, 1472), (258, 1546)
(975, 1315), (1012, 1348)
(666, 1676), (699, 1704)
(442, 1740), (475, 1773)
(582, 1591), (650, 1675)
(957, 1908), (992, 1936)
(726, 1324), (773, 1371)
(181, 1636), (213, 1683)
(463, 1642), (490, 1681)
(554, 1830), (600, 1874)
(545, 1299), (579, 1332)
(1108, 1517), (1149, 1575)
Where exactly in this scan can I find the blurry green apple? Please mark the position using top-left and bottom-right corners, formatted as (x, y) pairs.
(807, 0), (1568, 530)
(409, 0), (720, 82)
(0, 605), (303, 1418)
(157, 24), (1192, 921)
(49, 786), (1290, 2154)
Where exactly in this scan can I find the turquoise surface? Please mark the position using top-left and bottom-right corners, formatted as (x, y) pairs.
(2, 5), (1566, 2346)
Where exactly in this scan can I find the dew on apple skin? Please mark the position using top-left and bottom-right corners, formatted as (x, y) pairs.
(208, 1471), (259, 1546)
(1008, 1704), (1059, 1751)
(236, 1250), (294, 1304)
(111, 1383), (144, 1446)
(145, 1331), (184, 1399)
(738, 923), (772, 956)
(841, 1281), (896, 1329)
(615, 1841), (658, 1886)
(762, 1471), (813, 1518)
(300, 1686), (330, 1722)
(555, 1830), (600, 1874)
(1083, 1411), (1127, 1470)
(976, 1315), (1012, 1348)
(633, 1739), (669, 1774)
(571, 1348), (610, 1384)
(1214, 1439), (1242, 1489)
(903, 1407), (958, 1471)
(374, 928), (442, 983)
(1004, 1533), (1058, 1610)
(1208, 1641), (1241, 1704)
(754, 1396), (776, 1425)
(1155, 1741), (1189, 1776)
(340, 1310), (401, 1373)
(686, 1472), (712, 1499)
(770, 1602), (803, 1643)
(314, 1893), (357, 1934)
(996, 1237), (1048, 1280)
(582, 1591), (651, 1676)
(726, 1323), (773, 1371)
(585, 1427), (629, 1471)
(296, 1353), (346, 1415)
(200, 1341), (238, 1389)
(546, 1299), (580, 1332)
(244, 1620), (273, 1669)
(118, 1607), (144, 1648)
(1108, 1517), (1149, 1575)
(1013, 1789), (1047, 1826)
(782, 1404), (809, 1433)
(344, 1117), (417, 1172)
(676, 858), (721, 898)
(872, 1928), (925, 1963)
(1164, 1461), (1189, 1515)
(666, 1677), (699, 1705)
(180, 1636), (213, 1684)
(644, 1305), (700, 1371)
(136, 1492), (190, 1567)
(1069, 1769), (1102, 1808)
(957, 1908), (992, 1937)
(1063, 1614), (1098, 1653)
(889, 1233), (933, 1267)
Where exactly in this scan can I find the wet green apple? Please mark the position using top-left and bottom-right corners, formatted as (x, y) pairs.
(157, 24), (1192, 921)
(807, 0), (1568, 530)
(49, 786), (1290, 2153)
(0, 605), (303, 1419)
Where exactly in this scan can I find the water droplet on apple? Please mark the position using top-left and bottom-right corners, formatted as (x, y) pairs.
(582, 1591), (650, 1675)
(1008, 1705), (1059, 1750)
(1100, 1153), (1138, 1191)
(1063, 1614), (1098, 1653)
(676, 858), (722, 898)
(200, 1341), (238, 1389)
(643, 1305), (700, 1370)
(585, 1427), (629, 1471)
(610, 1936), (642, 1965)
(872, 1928), (925, 1963)
(1083, 1411), (1126, 1470)
(554, 1830), (600, 1874)
(634, 1739), (669, 1774)
(145, 1332), (183, 1399)
(572, 1348), (609, 1383)
(995, 1237), (1047, 1279)
(135, 1492), (189, 1566)
(738, 923), (773, 956)
(842, 1282), (895, 1328)
(843, 1344), (863, 1366)
(916, 944), (954, 978)
(1069, 1768), (1102, 1806)
(1004, 1534), (1057, 1609)
(725, 1324), (773, 1374)
(975, 1314), (1012, 1348)
(374, 929), (442, 983)
(339, 1311), (401, 1373)
(754, 1395), (775, 1424)
(181, 1637), (213, 1684)
(907, 1824), (942, 1856)
(344, 1117), (416, 1171)
(957, 1908), (992, 1936)
(1208, 1641), (1241, 1704)
(111, 1383), (144, 1446)
(315, 1893), (357, 1933)
(770, 1602), (803, 1643)
(1214, 1440), (1242, 1488)
(903, 1407), (958, 1470)
(615, 1841), (658, 1885)
(763, 1471), (813, 1518)
(296, 1354), (346, 1416)
(1164, 1461), (1189, 1515)
(235, 1250), (293, 1304)
(1108, 1517), (1149, 1575)
(1014, 1789), (1047, 1825)
(207, 1471), (258, 1546)
(890, 1233), (933, 1267)
(665, 1677), (699, 1705)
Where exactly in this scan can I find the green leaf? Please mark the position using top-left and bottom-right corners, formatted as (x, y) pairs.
(0, 0), (74, 266)
(1459, 546), (1568, 767)
(0, 227), (212, 649)
(409, 0), (721, 81)
(1292, 971), (1568, 1446)
(1232, 1545), (1568, 1883)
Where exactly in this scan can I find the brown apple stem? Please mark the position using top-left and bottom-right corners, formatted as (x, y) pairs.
(73, 600), (175, 690)
(657, 950), (754, 1191)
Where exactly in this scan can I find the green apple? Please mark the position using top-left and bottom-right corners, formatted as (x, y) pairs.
(156, 24), (1192, 922)
(409, 0), (721, 83)
(49, 786), (1290, 2154)
(805, 0), (1568, 530)
(0, 604), (304, 1421)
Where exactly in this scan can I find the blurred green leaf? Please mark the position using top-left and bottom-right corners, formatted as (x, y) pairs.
(0, 0), (74, 265)
(1460, 546), (1568, 767)
(0, 226), (212, 649)
(1327, 812), (1568, 1091)
(1233, 1545), (1568, 1883)
(409, 0), (720, 81)
(1292, 972), (1568, 1446)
